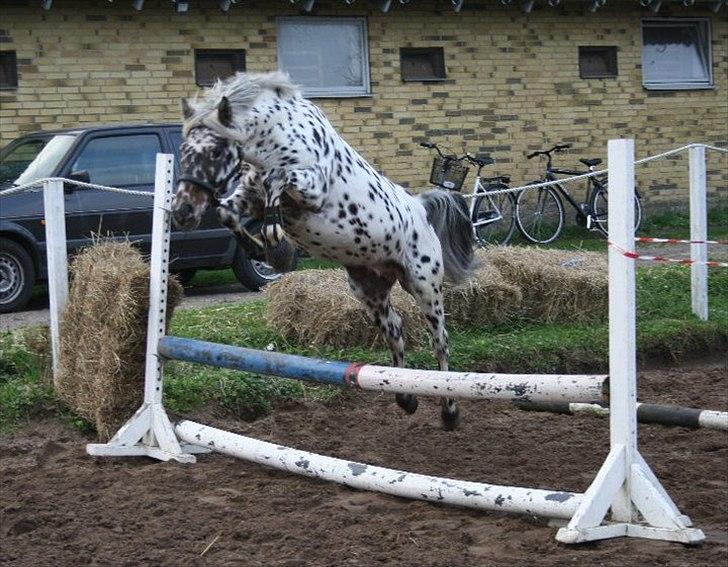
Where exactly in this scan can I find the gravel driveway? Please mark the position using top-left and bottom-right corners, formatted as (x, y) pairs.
(0, 284), (263, 332)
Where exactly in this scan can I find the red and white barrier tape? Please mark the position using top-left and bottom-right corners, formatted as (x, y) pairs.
(609, 241), (728, 268)
(635, 237), (728, 245)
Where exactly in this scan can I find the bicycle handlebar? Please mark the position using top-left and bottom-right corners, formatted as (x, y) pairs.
(527, 143), (572, 159)
(421, 141), (493, 167)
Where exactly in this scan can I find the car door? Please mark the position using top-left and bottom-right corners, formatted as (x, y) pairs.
(63, 130), (162, 256)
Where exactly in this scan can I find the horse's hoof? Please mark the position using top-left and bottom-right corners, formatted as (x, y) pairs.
(440, 405), (460, 431)
(395, 393), (418, 415)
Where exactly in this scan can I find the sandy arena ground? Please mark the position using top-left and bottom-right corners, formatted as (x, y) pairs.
(1, 359), (726, 567)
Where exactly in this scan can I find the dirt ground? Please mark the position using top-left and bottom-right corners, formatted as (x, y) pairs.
(1, 359), (726, 567)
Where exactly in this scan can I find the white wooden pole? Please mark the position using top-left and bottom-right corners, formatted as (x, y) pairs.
(606, 138), (638, 522)
(43, 179), (69, 386)
(87, 153), (203, 462)
(689, 145), (708, 321)
(176, 420), (583, 520)
(143, 153), (175, 406)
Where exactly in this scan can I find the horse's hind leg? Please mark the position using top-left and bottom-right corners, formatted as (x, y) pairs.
(402, 262), (460, 430)
(345, 266), (418, 415)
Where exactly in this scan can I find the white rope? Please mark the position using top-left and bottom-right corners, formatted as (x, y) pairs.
(461, 142), (727, 200)
(0, 177), (154, 198)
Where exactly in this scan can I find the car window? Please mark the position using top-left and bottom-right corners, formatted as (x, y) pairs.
(71, 134), (162, 187)
(0, 135), (76, 186)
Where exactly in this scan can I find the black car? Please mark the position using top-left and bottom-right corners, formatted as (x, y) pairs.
(0, 123), (286, 313)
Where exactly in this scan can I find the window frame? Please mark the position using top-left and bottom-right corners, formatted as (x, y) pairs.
(400, 47), (447, 82)
(70, 132), (164, 189)
(578, 46), (618, 79)
(276, 16), (371, 98)
(0, 50), (19, 90)
(641, 18), (713, 91)
(194, 48), (246, 88)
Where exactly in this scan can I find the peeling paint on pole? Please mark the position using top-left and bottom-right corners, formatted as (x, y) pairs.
(175, 420), (583, 520)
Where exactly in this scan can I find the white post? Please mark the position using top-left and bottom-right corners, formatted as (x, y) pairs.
(143, 154), (175, 407)
(556, 140), (704, 545)
(689, 145), (708, 321)
(43, 179), (69, 386)
(606, 138), (638, 522)
(86, 154), (204, 463)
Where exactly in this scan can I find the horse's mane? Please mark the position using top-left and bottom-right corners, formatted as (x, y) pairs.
(183, 71), (300, 136)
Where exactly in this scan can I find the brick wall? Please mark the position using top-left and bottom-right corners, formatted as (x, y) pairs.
(1, 0), (726, 207)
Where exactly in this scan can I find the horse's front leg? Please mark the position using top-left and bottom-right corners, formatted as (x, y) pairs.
(261, 165), (328, 246)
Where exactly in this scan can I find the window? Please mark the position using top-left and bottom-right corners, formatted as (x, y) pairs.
(400, 48), (446, 82)
(71, 135), (162, 187)
(578, 46), (618, 79)
(0, 51), (18, 89)
(195, 49), (246, 87)
(641, 19), (712, 90)
(278, 17), (370, 97)
(0, 135), (77, 186)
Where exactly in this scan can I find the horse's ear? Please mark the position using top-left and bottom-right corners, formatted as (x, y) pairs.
(181, 98), (194, 120)
(217, 96), (233, 127)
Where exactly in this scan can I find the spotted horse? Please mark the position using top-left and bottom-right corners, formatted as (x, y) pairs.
(172, 71), (475, 430)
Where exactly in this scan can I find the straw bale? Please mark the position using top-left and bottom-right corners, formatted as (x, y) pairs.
(54, 242), (183, 441)
(265, 263), (521, 349)
(480, 246), (607, 323)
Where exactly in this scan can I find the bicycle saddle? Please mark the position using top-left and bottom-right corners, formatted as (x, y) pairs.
(580, 158), (602, 167)
(471, 156), (494, 167)
(484, 175), (511, 184)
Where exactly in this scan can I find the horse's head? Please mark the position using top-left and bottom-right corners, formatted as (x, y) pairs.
(172, 97), (241, 230)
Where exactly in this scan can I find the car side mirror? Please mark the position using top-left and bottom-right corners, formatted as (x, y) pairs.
(65, 170), (90, 193)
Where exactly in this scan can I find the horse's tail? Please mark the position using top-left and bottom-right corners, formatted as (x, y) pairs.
(418, 189), (475, 285)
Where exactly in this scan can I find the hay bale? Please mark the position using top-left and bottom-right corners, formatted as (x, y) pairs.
(480, 246), (607, 323)
(55, 242), (183, 441)
(443, 262), (522, 327)
(265, 264), (522, 350)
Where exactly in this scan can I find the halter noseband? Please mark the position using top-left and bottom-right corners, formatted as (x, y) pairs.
(177, 164), (242, 207)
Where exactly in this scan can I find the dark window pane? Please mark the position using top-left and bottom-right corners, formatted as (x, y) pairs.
(0, 51), (18, 89)
(579, 46), (618, 79)
(195, 49), (246, 87)
(72, 135), (162, 187)
(642, 20), (711, 88)
(400, 48), (446, 82)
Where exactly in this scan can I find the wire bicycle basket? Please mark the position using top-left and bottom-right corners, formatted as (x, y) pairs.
(429, 156), (469, 191)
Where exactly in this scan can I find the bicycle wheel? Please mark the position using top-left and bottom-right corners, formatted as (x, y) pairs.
(515, 184), (565, 244)
(471, 184), (516, 246)
(589, 184), (643, 238)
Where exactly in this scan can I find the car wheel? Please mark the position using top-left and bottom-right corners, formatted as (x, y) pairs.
(0, 238), (36, 314)
(231, 245), (298, 291)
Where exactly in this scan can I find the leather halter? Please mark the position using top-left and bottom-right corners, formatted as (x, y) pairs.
(177, 164), (242, 207)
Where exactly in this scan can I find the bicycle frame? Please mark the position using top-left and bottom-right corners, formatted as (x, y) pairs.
(543, 167), (604, 229)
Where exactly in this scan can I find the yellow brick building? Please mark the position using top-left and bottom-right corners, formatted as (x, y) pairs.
(1, 0), (726, 207)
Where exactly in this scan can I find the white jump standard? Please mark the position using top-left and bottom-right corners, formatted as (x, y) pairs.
(84, 145), (705, 545)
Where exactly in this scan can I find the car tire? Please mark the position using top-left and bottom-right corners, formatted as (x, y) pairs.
(0, 238), (36, 314)
(231, 245), (298, 291)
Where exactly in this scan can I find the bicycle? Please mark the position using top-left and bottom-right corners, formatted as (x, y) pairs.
(420, 142), (515, 246)
(515, 143), (643, 244)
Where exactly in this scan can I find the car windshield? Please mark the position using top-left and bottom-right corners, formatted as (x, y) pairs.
(0, 134), (77, 186)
